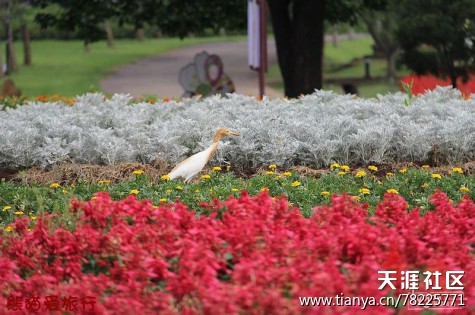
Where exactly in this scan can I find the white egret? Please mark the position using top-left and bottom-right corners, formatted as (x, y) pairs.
(168, 128), (240, 182)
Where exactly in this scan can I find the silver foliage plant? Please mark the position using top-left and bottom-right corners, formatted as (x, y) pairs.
(0, 86), (474, 169)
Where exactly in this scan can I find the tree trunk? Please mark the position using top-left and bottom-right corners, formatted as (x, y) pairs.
(0, 34), (3, 77)
(104, 19), (115, 48)
(386, 51), (397, 81)
(268, 0), (325, 98)
(22, 24), (31, 65)
(451, 75), (457, 88)
(332, 24), (338, 47)
(6, 0), (18, 72)
(136, 28), (145, 41)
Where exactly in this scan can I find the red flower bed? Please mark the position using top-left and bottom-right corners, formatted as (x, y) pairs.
(400, 74), (475, 96)
(1, 191), (474, 314)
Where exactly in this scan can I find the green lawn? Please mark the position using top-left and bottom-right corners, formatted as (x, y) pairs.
(8, 36), (244, 97)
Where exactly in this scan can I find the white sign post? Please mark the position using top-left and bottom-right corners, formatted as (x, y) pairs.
(248, 0), (267, 97)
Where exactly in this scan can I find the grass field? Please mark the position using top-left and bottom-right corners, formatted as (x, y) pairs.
(8, 36), (244, 97)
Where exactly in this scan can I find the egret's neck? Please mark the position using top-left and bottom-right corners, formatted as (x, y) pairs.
(206, 141), (220, 163)
(213, 133), (224, 143)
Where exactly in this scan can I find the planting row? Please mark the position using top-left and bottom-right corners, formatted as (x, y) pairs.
(1, 189), (474, 314)
(1, 165), (474, 227)
(0, 87), (474, 169)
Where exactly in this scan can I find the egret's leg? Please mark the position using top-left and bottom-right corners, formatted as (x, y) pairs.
(185, 173), (197, 183)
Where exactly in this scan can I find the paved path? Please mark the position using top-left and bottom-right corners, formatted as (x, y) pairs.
(100, 40), (283, 98)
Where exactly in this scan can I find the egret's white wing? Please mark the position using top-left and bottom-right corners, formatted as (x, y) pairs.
(168, 148), (211, 180)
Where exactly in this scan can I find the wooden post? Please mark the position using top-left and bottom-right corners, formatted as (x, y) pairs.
(258, 0), (267, 98)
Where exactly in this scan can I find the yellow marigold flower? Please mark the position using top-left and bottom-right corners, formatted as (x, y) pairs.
(359, 188), (371, 195)
(431, 173), (442, 179)
(338, 171), (346, 176)
(70, 183), (76, 187)
(355, 171), (366, 178)
(195, 189), (200, 193)
(175, 185), (183, 191)
(130, 189), (140, 195)
(269, 164), (277, 170)
(266, 171), (274, 175)
(161, 174), (170, 180)
(368, 165), (378, 171)
(98, 180), (111, 185)
(260, 187), (269, 193)
(399, 168), (407, 173)
(50, 183), (61, 188)
(30, 216), (37, 221)
(2, 206), (12, 212)
(159, 198), (167, 203)
(452, 167), (463, 174)
(62, 189), (68, 194)
(460, 186), (470, 193)
(340, 165), (350, 172)
(231, 188), (239, 192)
(91, 196), (98, 200)
(4, 226), (13, 233)
(291, 181), (301, 187)
(320, 191), (330, 196)
(352, 195), (360, 201)
(14, 211), (24, 215)
(133, 170), (144, 175)
(330, 162), (340, 170)
(283, 171), (292, 177)
(226, 165), (231, 171)
(166, 189), (172, 194)
(201, 174), (211, 180)
(422, 183), (429, 188)
(386, 189), (399, 194)
(422, 165), (430, 169)
(386, 172), (394, 177)
(213, 166), (222, 171)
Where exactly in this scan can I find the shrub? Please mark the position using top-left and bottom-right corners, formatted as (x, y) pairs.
(1, 190), (473, 313)
(1, 89), (475, 169)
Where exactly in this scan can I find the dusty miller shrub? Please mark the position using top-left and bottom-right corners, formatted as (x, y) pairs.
(0, 87), (474, 169)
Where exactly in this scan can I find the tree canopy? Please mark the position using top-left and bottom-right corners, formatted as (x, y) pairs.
(32, 0), (247, 43)
(397, 0), (475, 87)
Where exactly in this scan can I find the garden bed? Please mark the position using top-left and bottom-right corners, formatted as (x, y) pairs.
(1, 88), (475, 170)
(1, 89), (474, 314)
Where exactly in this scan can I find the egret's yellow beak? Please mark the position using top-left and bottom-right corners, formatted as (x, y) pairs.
(227, 130), (240, 136)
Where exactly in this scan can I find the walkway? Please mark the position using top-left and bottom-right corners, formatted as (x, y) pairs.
(100, 40), (283, 98)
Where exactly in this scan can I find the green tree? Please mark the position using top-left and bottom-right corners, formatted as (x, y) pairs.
(33, 0), (120, 51)
(359, 0), (399, 81)
(268, 0), (387, 97)
(397, 0), (475, 88)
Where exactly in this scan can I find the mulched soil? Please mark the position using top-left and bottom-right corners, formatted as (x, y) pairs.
(1, 161), (475, 186)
